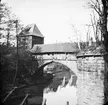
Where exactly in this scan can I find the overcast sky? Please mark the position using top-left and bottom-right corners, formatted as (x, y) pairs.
(3, 0), (92, 44)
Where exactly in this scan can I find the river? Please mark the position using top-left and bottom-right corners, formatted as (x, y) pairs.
(44, 84), (77, 105)
(2, 62), (77, 105)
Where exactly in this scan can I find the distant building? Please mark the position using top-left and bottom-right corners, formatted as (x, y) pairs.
(18, 24), (44, 49)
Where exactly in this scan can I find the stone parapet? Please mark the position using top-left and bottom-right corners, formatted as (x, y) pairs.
(36, 54), (77, 61)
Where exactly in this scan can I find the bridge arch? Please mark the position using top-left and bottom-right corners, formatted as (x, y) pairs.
(35, 53), (78, 86)
(38, 59), (78, 85)
(39, 59), (78, 76)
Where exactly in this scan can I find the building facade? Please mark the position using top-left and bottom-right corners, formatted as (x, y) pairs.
(18, 24), (44, 49)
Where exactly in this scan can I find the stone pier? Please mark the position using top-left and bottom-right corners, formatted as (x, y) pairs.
(76, 50), (105, 105)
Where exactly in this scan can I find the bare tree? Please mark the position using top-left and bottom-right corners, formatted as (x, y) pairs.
(85, 24), (92, 46)
(71, 25), (81, 50)
(90, 12), (101, 45)
(0, 1), (23, 46)
(101, 0), (108, 52)
(88, 0), (108, 51)
(88, 0), (102, 45)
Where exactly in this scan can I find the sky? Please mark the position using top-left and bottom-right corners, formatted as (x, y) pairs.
(2, 0), (92, 44)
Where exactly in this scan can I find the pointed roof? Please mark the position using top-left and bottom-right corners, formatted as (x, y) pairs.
(19, 24), (44, 38)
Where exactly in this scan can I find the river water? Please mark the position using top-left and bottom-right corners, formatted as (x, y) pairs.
(42, 62), (77, 105)
(2, 77), (77, 105)
(44, 84), (77, 105)
(2, 62), (77, 105)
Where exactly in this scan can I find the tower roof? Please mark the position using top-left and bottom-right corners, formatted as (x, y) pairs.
(19, 24), (44, 38)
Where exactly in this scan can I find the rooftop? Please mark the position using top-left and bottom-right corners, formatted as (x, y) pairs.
(19, 24), (44, 38)
(31, 43), (80, 54)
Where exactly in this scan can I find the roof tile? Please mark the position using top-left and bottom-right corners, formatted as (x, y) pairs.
(19, 24), (44, 38)
(31, 43), (80, 53)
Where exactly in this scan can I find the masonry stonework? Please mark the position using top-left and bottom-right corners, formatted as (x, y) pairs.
(34, 49), (108, 104)
(36, 54), (78, 75)
(77, 54), (105, 105)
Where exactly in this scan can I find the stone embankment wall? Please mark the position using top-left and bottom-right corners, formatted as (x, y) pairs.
(77, 50), (105, 105)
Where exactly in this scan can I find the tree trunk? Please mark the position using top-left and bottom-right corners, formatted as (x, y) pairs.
(101, 1), (108, 104)
(101, 0), (108, 52)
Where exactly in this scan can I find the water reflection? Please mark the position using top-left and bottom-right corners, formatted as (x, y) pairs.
(43, 76), (77, 105)
(2, 62), (77, 105)
(25, 61), (78, 105)
(3, 84), (44, 105)
(3, 76), (77, 105)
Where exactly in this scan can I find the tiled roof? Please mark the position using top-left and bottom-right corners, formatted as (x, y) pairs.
(31, 43), (80, 53)
(19, 24), (44, 38)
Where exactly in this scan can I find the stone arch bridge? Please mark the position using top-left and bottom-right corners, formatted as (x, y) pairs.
(31, 43), (79, 76)
(31, 43), (105, 105)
